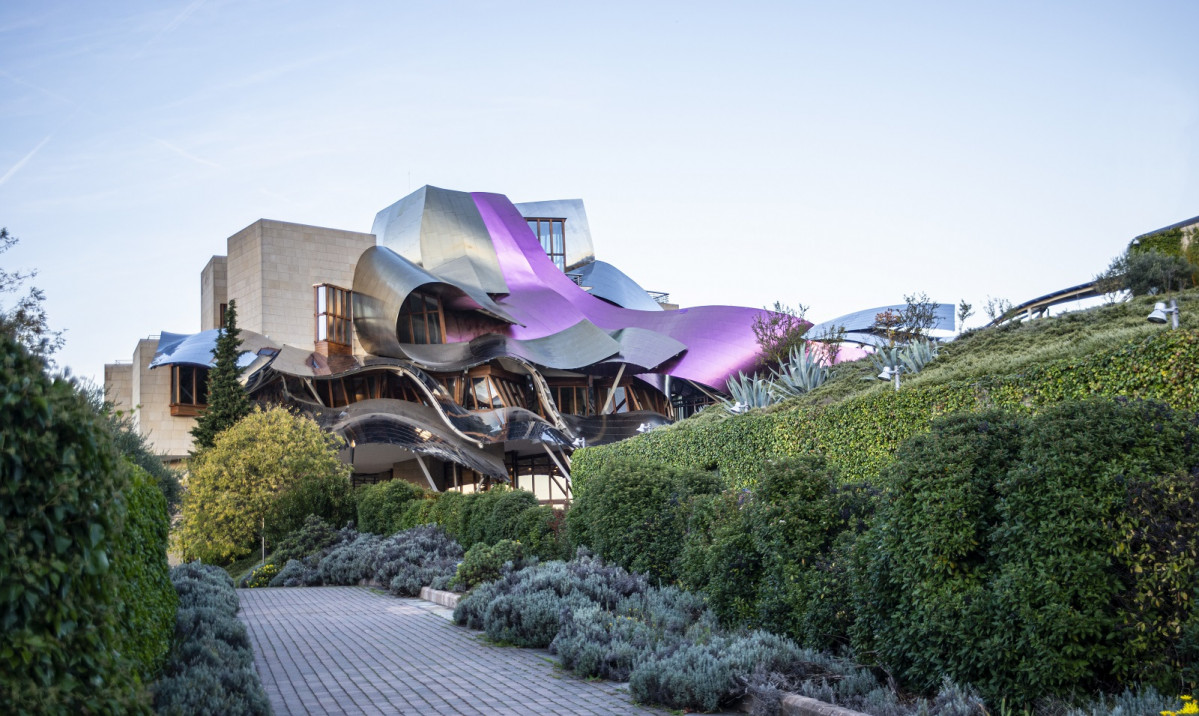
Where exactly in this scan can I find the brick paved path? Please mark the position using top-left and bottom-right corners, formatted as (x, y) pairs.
(237, 586), (664, 715)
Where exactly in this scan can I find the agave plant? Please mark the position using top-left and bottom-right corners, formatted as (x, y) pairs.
(721, 372), (779, 414)
(772, 344), (830, 398)
(868, 339), (939, 381)
(899, 338), (938, 373)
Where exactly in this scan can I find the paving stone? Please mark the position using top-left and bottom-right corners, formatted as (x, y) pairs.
(237, 586), (667, 715)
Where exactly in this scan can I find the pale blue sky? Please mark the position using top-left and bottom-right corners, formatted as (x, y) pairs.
(1, 0), (1196, 383)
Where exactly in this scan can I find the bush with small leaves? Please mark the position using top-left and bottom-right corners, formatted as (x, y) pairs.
(1, 329), (151, 713)
(269, 555), (323, 588)
(317, 531), (383, 585)
(450, 539), (526, 591)
(152, 561), (269, 715)
(269, 514), (343, 566)
(370, 524), (463, 596)
(355, 479), (426, 534)
(514, 504), (569, 561)
(629, 630), (803, 713)
(567, 457), (721, 583)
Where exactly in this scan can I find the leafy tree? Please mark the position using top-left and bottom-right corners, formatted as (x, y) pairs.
(0, 227), (63, 361)
(752, 302), (810, 368)
(176, 406), (350, 564)
(190, 298), (251, 451)
(1095, 249), (1194, 297)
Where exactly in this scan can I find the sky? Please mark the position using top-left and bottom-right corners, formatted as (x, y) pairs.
(1, 0), (1197, 384)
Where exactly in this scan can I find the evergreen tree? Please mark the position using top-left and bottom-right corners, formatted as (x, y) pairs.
(190, 299), (251, 451)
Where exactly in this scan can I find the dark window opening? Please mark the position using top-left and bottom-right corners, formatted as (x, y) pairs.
(526, 217), (567, 271)
(170, 365), (209, 416)
(397, 291), (444, 344)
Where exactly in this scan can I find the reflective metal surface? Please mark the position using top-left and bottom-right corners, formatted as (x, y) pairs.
(563, 411), (673, 447)
(371, 185), (509, 294)
(806, 303), (956, 341)
(353, 245), (518, 358)
(570, 260), (663, 311)
(315, 399), (509, 479)
(150, 329), (279, 371)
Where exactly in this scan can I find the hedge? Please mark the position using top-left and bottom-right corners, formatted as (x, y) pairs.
(112, 464), (177, 683)
(0, 328), (150, 713)
(573, 329), (1199, 491)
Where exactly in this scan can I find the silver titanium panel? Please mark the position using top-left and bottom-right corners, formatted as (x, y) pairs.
(806, 303), (956, 339)
(572, 260), (664, 311)
(352, 245), (518, 359)
(372, 185), (509, 294)
(514, 198), (595, 271)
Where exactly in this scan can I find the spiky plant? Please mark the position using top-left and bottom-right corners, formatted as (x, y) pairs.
(772, 344), (830, 398)
(899, 338), (939, 373)
(721, 372), (779, 414)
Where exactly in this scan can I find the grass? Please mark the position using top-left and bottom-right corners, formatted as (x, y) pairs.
(223, 553), (266, 585)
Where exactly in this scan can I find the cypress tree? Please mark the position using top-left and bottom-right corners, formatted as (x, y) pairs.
(190, 299), (251, 451)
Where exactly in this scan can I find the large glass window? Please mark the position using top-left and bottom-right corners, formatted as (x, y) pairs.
(526, 218), (567, 271)
(170, 365), (209, 416)
(315, 284), (353, 347)
(397, 291), (444, 344)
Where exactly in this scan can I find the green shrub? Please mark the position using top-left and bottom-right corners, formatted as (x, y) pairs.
(270, 514), (342, 565)
(356, 479), (426, 534)
(451, 539), (526, 591)
(112, 463), (177, 683)
(426, 489), (468, 539)
(265, 470), (355, 545)
(480, 488), (539, 544)
(514, 504), (568, 561)
(0, 329), (149, 714)
(566, 457), (721, 583)
(684, 457), (877, 649)
(396, 494), (439, 531)
(176, 406), (350, 564)
(857, 399), (1199, 704)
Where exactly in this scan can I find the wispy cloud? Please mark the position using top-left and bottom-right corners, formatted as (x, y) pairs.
(134, 0), (208, 58)
(0, 134), (53, 187)
(154, 138), (221, 168)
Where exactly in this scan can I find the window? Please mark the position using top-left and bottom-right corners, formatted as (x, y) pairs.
(552, 384), (591, 415)
(170, 365), (208, 416)
(526, 218), (567, 271)
(315, 284), (353, 348)
(397, 291), (444, 344)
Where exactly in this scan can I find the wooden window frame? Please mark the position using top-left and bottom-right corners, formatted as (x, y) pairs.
(397, 291), (447, 345)
(315, 284), (354, 356)
(169, 365), (208, 417)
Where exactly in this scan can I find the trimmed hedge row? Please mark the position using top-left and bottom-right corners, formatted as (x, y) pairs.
(355, 483), (568, 560)
(113, 465), (177, 683)
(566, 398), (1199, 706)
(573, 330), (1199, 491)
(0, 329), (175, 714)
